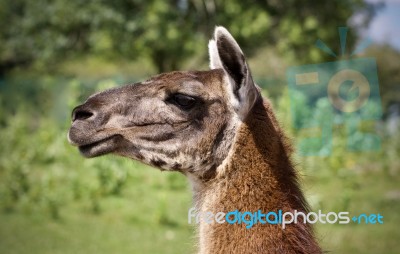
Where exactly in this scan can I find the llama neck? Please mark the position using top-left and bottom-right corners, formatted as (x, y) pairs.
(194, 100), (321, 254)
(197, 99), (308, 214)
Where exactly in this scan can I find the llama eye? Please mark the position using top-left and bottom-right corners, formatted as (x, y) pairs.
(172, 94), (197, 109)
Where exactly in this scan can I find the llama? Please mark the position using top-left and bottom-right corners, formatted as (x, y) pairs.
(68, 26), (321, 253)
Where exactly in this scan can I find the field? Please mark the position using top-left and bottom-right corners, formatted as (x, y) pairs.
(0, 74), (399, 253)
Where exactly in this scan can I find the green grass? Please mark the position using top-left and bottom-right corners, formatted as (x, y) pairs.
(0, 206), (194, 254)
(308, 164), (400, 253)
(1, 154), (399, 254)
(0, 161), (195, 254)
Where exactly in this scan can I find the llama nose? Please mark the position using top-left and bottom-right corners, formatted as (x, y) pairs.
(72, 106), (94, 122)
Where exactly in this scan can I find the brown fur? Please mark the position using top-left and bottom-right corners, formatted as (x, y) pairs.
(197, 97), (321, 253)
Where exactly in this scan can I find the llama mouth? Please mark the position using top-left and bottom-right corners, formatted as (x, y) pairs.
(78, 135), (119, 158)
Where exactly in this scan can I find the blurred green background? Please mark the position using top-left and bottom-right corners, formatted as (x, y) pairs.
(0, 0), (399, 253)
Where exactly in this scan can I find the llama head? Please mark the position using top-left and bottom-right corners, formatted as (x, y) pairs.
(68, 26), (260, 180)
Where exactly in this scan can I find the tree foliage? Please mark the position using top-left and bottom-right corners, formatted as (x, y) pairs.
(0, 0), (380, 74)
(365, 44), (400, 110)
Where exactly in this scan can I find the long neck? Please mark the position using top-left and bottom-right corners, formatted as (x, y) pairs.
(195, 99), (321, 254)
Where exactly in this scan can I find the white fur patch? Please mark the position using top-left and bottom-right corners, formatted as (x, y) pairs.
(215, 112), (240, 176)
(208, 39), (222, 70)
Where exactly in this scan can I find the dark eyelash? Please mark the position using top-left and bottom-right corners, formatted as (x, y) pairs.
(168, 93), (197, 110)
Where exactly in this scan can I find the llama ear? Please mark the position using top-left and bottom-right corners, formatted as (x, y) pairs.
(208, 26), (258, 120)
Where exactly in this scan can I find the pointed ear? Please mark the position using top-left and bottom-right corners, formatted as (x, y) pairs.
(208, 26), (259, 120)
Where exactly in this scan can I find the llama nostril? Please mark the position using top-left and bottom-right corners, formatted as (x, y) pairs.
(72, 108), (94, 122)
